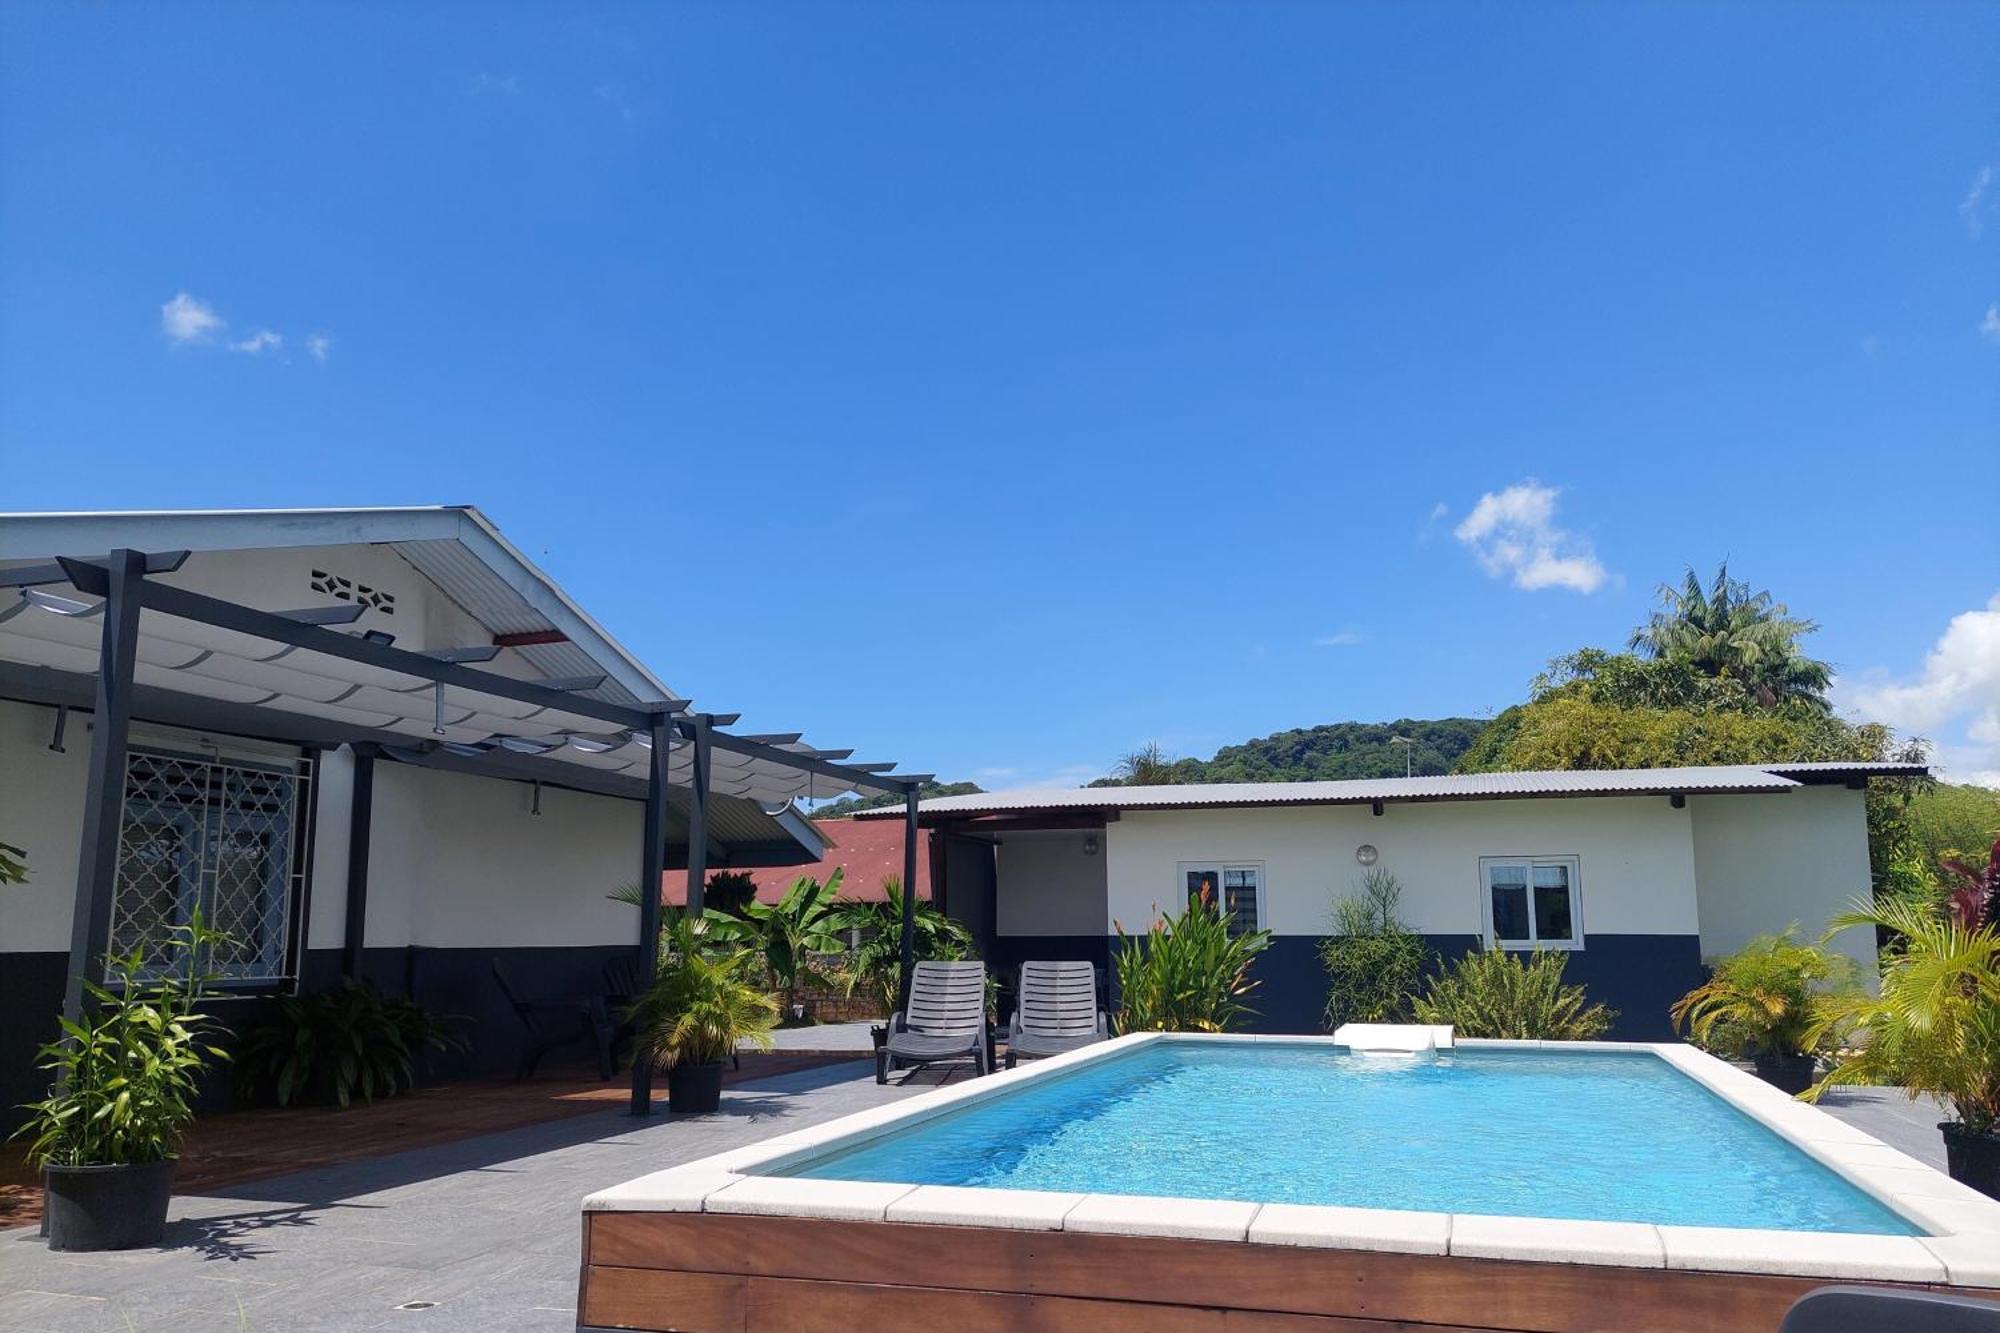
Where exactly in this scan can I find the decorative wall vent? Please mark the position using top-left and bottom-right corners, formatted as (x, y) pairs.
(309, 569), (396, 615)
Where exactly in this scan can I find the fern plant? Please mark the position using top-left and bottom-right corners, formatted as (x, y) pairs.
(1112, 889), (1271, 1034)
(234, 980), (465, 1108)
(1413, 946), (1614, 1040)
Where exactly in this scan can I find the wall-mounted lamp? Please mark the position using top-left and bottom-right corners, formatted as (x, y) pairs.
(1082, 833), (1100, 857)
(1355, 844), (1379, 866)
(531, 780), (543, 816)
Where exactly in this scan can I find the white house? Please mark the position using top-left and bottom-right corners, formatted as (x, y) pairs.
(0, 508), (928, 1126)
(857, 764), (1921, 1039)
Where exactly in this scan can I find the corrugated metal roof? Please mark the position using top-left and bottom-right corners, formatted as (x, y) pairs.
(853, 762), (1929, 820)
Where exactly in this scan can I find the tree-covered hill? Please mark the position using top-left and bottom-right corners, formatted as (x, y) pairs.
(806, 779), (983, 819)
(1092, 718), (1488, 786)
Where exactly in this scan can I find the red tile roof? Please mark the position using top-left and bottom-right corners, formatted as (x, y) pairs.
(662, 818), (931, 905)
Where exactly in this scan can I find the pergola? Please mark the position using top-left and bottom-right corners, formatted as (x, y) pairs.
(8, 548), (932, 1115)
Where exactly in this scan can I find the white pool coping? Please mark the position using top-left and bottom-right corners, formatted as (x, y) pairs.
(582, 1033), (2000, 1288)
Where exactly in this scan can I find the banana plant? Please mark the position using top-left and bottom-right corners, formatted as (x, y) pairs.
(706, 868), (848, 1020)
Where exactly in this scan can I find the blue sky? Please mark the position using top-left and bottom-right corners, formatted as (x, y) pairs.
(3, 3), (1996, 789)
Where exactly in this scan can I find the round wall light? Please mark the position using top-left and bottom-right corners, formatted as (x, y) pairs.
(1355, 844), (1379, 866)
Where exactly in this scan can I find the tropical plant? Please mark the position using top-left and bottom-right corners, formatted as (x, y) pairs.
(1111, 889), (1271, 1033)
(1318, 870), (1428, 1030)
(1803, 896), (2000, 1134)
(701, 870), (760, 917)
(705, 869), (848, 1018)
(1412, 947), (1614, 1040)
(14, 919), (231, 1168)
(832, 875), (975, 1013)
(1940, 837), (2000, 929)
(624, 915), (778, 1069)
(0, 839), (25, 886)
(1629, 563), (1833, 709)
(233, 980), (466, 1108)
(1106, 741), (1182, 786)
(1670, 928), (1855, 1059)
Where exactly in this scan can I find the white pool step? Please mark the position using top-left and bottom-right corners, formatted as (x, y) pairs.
(1332, 1023), (1454, 1055)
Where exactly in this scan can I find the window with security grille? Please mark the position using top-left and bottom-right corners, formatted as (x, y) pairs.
(112, 747), (310, 983)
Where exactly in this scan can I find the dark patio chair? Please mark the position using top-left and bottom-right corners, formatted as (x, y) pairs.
(492, 959), (613, 1081)
(600, 955), (737, 1073)
(1005, 960), (1107, 1067)
(1778, 1286), (2000, 1332)
(879, 960), (989, 1084)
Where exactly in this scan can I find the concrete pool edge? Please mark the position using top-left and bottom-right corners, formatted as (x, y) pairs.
(581, 1033), (2000, 1289)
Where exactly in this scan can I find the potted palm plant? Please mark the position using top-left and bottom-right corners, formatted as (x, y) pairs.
(1802, 896), (2000, 1197)
(14, 919), (230, 1251)
(1671, 928), (1854, 1094)
(625, 915), (778, 1113)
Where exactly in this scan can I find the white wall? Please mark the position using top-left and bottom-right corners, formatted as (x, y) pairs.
(995, 830), (1108, 936)
(366, 762), (643, 949)
(0, 698), (89, 951)
(1100, 796), (1704, 939)
(1690, 787), (1877, 973)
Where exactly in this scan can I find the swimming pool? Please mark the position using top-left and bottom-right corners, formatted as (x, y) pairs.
(581, 1033), (2000, 1331)
(778, 1039), (1914, 1234)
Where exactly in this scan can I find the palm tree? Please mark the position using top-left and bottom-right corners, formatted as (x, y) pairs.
(1629, 563), (1832, 709)
(1112, 741), (1180, 785)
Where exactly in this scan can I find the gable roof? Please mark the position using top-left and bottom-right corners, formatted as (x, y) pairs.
(855, 761), (1929, 821)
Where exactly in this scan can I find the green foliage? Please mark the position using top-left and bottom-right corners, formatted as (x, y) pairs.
(1670, 929), (1856, 1059)
(699, 871), (759, 916)
(1910, 784), (2000, 869)
(1803, 896), (2000, 1132)
(830, 875), (976, 1013)
(234, 980), (465, 1109)
(705, 869), (848, 1015)
(624, 916), (778, 1069)
(14, 919), (231, 1168)
(806, 781), (984, 820)
(0, 839), (26, 886)
(1318, 870), (1429, 1030)
(1095, 719), (1488, 787)
(1111, 890), (1272, 1034)
(1413, 947), (1615, 1040)
(1629, 563), (1833, 709)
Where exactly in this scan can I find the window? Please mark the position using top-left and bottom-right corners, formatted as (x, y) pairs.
(112, 747), (312, 984)
(1479, 856), (1582, 950)
(1179, 862), (1262, 936)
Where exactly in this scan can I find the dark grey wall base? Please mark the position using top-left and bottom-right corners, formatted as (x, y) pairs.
(1, 951), (67, 1135)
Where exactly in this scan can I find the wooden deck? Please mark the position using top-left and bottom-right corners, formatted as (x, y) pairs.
(1, 1053), (862, 1232)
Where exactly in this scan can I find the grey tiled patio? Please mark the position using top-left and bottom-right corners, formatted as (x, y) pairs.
(0, 1063), (1952, 1333)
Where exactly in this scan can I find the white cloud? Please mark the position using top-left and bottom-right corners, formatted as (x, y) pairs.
(1964, 165), (1993, 238)
(1451, 480), (1608, 594)
(160, 292), (222, 344)
(467, 71), (520, 97)
(1314, 631), (1364, 647)
(306, 333), (331, 363)
(1982, 304), (2000, 341)
(232, 329), (282, 355)
(1841, 593), (2000, 788)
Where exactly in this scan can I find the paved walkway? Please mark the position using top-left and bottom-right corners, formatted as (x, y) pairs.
(0, 1059), (930, 1333)
(0, 1063), (1954, 1332)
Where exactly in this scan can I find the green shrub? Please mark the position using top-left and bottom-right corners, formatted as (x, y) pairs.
(702, 870), (760, 916)
(16, 919), (231, 1167)
(1670, 927), (1854, 1059)
(625, 916), (778, 1068)
(1319, 870), (1428, 1030)
(1112, 889), (1272, 1034)
(235, 979), (465, 1108)
(831, 875), (975, 1013)
(1413, 947), (1614, 1040)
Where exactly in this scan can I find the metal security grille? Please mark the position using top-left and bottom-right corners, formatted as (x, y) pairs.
(111, 747), (311, 982)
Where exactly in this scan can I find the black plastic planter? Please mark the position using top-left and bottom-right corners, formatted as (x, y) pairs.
(1751, 1052), (1818, 1096)
(1941, 1123), (2000, 1200)
(665, 1061), (726, 1114)
(43, 1159), (176, 1251)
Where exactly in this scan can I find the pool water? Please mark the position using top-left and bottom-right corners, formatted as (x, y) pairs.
(782, 1041), (1919, 1235)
